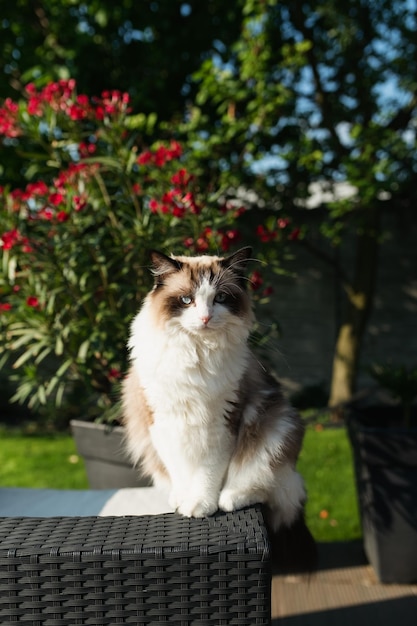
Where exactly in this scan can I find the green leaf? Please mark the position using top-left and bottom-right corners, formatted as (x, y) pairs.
(56, 359), (73, 378)
(124, 113), (147, 130)
(77, 340), (90, 362)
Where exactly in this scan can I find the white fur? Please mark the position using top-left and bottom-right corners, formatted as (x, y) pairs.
(127, 268), (306, 526)
(128, 279), (253, 517)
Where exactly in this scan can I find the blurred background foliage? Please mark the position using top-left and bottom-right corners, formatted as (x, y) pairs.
(1, 0), (416, 413)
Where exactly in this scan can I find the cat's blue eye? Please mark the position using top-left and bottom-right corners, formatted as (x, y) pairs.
(180, 295), (193, 305)
(215, 292), (227, 303)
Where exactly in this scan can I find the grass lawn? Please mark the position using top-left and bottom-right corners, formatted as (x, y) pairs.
(299, 425), (361, 542)
(0, 423), (361, 542)
(0, 426), (88, 489)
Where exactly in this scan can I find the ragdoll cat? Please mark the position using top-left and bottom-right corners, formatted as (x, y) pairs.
(122, 246), (316, 570)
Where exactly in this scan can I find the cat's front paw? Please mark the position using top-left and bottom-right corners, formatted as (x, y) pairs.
(218, 488), (252, 512)
(177, 496), (218, 519)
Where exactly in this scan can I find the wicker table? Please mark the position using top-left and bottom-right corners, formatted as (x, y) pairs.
(0, 506), (271, 625)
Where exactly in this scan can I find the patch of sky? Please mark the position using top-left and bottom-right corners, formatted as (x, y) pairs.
(336, 122), (354, 148)
(373, 73), (413, 118)
(76, 18), (94, 36)
(118, 21), (154, 44)
(213, 39), (227, 55)
(180, 3), (192, 17)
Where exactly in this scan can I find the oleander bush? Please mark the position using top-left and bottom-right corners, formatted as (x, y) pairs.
(0, 80), (288, 425)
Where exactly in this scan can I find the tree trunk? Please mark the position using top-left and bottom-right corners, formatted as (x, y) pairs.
(328, 208), (380, 407)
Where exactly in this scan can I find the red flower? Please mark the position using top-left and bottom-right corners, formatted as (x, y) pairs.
(182, 192), (200, 214)
(0, 302), (12, 312)
(167, 140), (182, 159)
(154, 146), (169, 167)
(67, 95), (92, 121)
(94, 106), (105, 121)
(162, 189), (181, 205)
(94, 90), (131, 118)
(25, 181), (49, 198)
(27, 95), (43, 116)
(137, 141), (182, 168)
(26, 80), (78, 117)
(1, 229), (34, 253)
(26, 296), (40, 308)
(39, 207), (55, 220)
(277, 217), (290, 229)
(195, 237), (210, 252)
(1, 229), (20, 250)
(137, 150), (153, 166)
(234, 206), (246, 218)
(171, 168), (193, 188)
(184, 237), (194, 249)
(220, 229), (241, 252)
(79, 141), (97, 157)
(26, 83), (44, 115)
(0, 98), (22, 137)
(184, 227), (213, 253)
(56, 211), (69, 222)
(108, 367), (122, 381)
(54, 163), (100, 190)
(149, 199), (160, 213)
(288, 227), (301, 241)
(250, 271), (264, 291)
(72, 195), (87, 212)
(256, 224), (277, 243)
(49, 192), (65, 206)
(172, 205), (186, 218)
(21, 237), (33, 253)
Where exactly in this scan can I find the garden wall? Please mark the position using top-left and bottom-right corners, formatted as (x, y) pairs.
(262, 210), (417, 399)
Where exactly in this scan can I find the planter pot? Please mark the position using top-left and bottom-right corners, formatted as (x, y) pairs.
(347, 407), (417, 583)
(71, 420), (152, 489)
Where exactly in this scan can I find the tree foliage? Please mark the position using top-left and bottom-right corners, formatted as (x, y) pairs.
(0, 0), (242, 119)
(1, 0), (416, 406)
(181, 0), (417, 404)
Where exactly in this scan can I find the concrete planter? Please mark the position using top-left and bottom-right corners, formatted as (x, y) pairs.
(71, 420), (151, 489)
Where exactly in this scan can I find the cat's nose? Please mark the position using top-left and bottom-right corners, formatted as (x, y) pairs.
(200, 315), (212, 325)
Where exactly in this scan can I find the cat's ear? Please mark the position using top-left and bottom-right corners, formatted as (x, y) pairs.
(221, 246), (252, 274)
(149, 250), (182, 279)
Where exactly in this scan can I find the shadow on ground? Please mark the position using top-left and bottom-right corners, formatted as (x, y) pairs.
(271, 540), (417, 626)
(272, 539), (366, 576)
(271, 595), (417, 626)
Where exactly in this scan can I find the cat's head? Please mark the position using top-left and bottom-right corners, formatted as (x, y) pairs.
(146, 247), (255, 339)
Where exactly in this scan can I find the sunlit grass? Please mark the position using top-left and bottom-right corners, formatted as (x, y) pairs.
(0, 426), (88, 489)
(298, 425), (361, 542)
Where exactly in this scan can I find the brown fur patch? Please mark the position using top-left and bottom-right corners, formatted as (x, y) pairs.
(121, 367), (168, 482)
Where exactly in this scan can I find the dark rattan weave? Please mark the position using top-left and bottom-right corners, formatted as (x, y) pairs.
(0, 505), (271, 625)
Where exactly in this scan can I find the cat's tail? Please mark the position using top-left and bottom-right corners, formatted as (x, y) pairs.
(267, 512), (318, 574)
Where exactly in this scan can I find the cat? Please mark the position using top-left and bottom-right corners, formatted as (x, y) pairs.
(122, 246), (316, 570)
